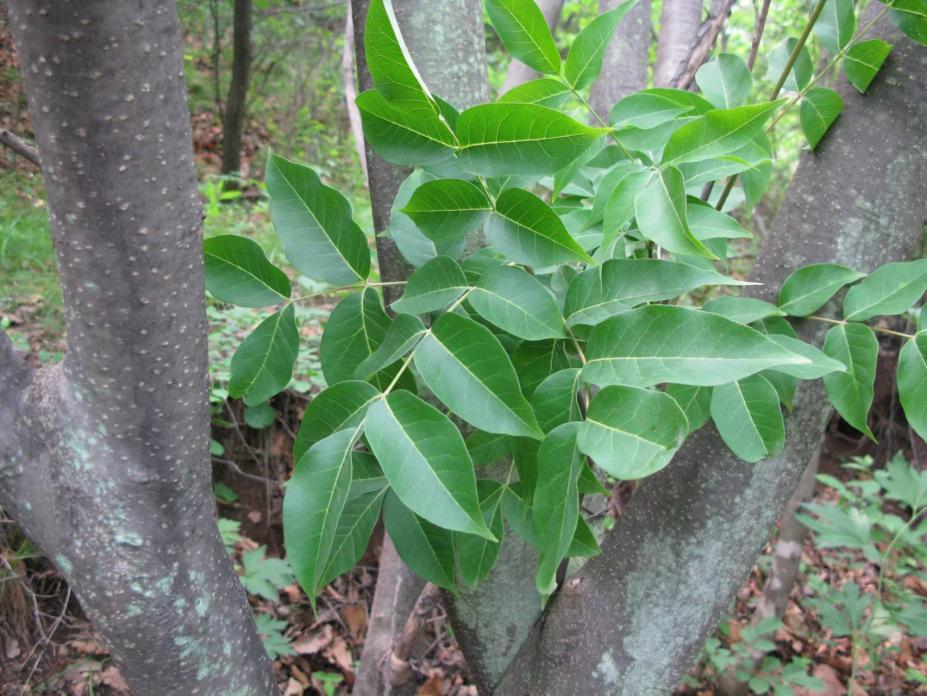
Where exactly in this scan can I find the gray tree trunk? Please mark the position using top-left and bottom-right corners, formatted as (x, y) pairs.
(349, 2), (489, 693)
(589, 0), (651, 117)
(1, 3), (277, 694)
(222, 0), (253, 176)
(499, 0), (566, 93)
(653, 0), (702, 87)
(495, 16), (926, 695)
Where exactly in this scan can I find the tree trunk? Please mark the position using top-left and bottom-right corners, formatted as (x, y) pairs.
(2, 3), (277, 694)
(350, 2), (489, 692)
(495, 15), (926, 695)
(499, 0), (566, 93)
(222, 0), (253, 176)
(653, 0), (702, 87)
(589, 0), (651, 117)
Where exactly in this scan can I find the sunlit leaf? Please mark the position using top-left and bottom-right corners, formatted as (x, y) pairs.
(469, 266), (566, 340)
(229, 304), (299, 406)
(800, 88), (842, 150)
(204, 235), (291, 307)
(486, 0), (562, 75)
(711, 375), (784, 462)
(822, 323), (877, 439)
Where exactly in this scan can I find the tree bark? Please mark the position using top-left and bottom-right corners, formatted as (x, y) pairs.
(2, 3), (277, 694)
(589, 0), (651, 117)
(350, 2), (489, 692)
(496, 16), (926, 695)
(653, 0), (703, 87)
(222, 0), (253, 176)
(343, 3), (368, 177)
(499, 0), (566, 93)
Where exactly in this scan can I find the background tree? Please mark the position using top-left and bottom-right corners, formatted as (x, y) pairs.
(222, 0), (254, 177)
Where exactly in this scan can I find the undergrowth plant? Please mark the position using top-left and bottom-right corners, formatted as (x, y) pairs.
(201, 0), (927, 604)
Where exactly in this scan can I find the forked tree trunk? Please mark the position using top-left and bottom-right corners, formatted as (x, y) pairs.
(495, 16), (926, 694)
(499, 0), (566, 93)
(589, 0), (651, 116)
(653, 0), (702, 86)
(222, 0), (253, 176)
(349, 2), (489, 693)
(1, 3), (276, 694)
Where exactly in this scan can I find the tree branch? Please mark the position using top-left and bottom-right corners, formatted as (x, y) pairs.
(496, 15), (927, 694)
(0, 128), (40, 166)
(670, 0), (738, 90)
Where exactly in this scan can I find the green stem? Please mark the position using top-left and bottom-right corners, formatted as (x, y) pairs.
(565, 81), (635, 161)
(290, 280), (407, 304)
(807, 315), (914, 340)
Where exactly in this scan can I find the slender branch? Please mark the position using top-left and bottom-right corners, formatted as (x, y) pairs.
(290, 280), (407, 303)
(671, 0), (738, 90)
(807, 314), (914, 339)
(0, 129), (40, 166)
(213, 457), (283, 487)
(715, 0), (831, 210)
(747, 0), (773, 70)
(387, 583), (440, 687)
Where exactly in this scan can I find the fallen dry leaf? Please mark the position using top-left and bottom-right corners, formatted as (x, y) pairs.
(343, 603), (367, 638)
(325, 635), (355, 678)
(292, 624), (333, 655)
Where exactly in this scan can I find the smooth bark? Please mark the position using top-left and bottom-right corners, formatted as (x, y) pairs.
(499, 0), (566, 93)
(2, 3), (276, 694)
(653, 0), (703, 87)
(496, 16), (926, 695)
(589, 0), (651, 117)
(222, 0), (253, 176)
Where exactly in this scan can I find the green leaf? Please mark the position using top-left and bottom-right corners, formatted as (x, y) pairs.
(383, 491), (457, 590)
(844, 40), (892, 93)
(318, 485), (388, 588)
(609, 89), (709, 129)
(513, 340), (577, 396)
(402, 179), (492, 245)
(488, 188), (593, 266)
(578, 386), (688, 478)
(366, 390), (492, 538)
(767, 38), (813, 91)
(663, 101), (784, 165)
(391, 256), (470, 315)
(456, 481), (506, 590)
(531, 368), (583, 433)
(567, 517), (601, 557)
(356, 90), (455, 166)
(891, 0), (927, 46)
(350, 451), (388, 495)
(634, 167), (716, 258)
(800, 88), (843, 150)
(815, 0), (855, 53)
(687, 199), (753, 240)
(319, 290), (391, 388)
(602, 169), (651, 237)
(710, 375), (784, 462)
(842, 259), (927, 321)
(486, 0), (562, 75)
(352, 314), (425, 379)
(415, 312), (543, 438)
(293, 381), (380, 462)
(364, 0), (436, 111)
(466, 430), (513, 466)
(533, 423), (583, 595)
(389, 171), (459, 267)
(822, 323), (877, 439)
(204, 235), (291, 307)
(703, 296), (784, 324)
(564, 0), (638, 89)
(665, 384), (712, 434)
(565, 259), (750, 327)
(283, 427), (358, 601)
(456, 103), (609, 177)
(695, 53), (752, 108)
(469, 266), (566, 340)
(240, 546), (295, 601)
(577, 463), (608, 495)
(266, 154), (370, 285)
(244, 403), (277, 429)
(583, 305), (810, 387)
(778, 263), (866, 317)
(498, 77), (572, 107)
(229, 305), (299, 406)
(898, 332), (927, 440)
(763, 334), (847, 379)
